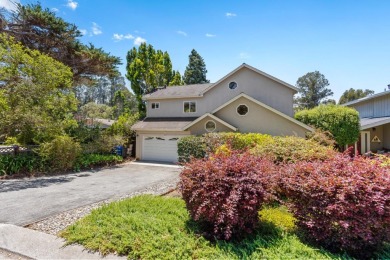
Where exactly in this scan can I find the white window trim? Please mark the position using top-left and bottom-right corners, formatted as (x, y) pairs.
(151, 102), (160, 109)
(236, 104), (249, 116)
(183, 101), (197, 113)
(204, 120), (216, 132)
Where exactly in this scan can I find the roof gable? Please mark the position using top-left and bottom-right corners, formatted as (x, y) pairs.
(183, 113), (238, 131)
(212, 93), (313, 132)
(202, 63), (298, 94)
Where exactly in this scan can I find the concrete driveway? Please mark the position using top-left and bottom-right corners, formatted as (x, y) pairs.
(0, 162), (180, 226)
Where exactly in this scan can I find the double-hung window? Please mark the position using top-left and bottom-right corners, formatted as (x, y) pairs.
(184, 101), (196, 113)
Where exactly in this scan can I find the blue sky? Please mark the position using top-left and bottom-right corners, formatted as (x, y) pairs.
(2, 0), (390, 101)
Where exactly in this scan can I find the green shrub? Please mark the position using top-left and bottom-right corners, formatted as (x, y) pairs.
(39, 135), (81, 171)
(74, 154), (123, 171)
(4, 136), (20, 145)
(177, 136), (206, 162)
(251, 136), (337, 163)
(295, 105), (360, 148)
(204, 132), (273, 152)
(0, 154), (44, 175)
(81, 134), (125, 154)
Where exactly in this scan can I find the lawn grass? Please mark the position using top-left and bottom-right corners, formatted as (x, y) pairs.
(60, 195), (388, 259)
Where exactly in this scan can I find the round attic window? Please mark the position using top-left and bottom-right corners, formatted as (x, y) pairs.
(229, 81), (237, 90)
(237, 104), (248, 116)
(205, 120), (216, 132)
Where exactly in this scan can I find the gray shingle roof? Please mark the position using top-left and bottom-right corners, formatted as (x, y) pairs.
(131, 117), (198, 131)
(360, 116), (390, 129)
(143, 84), (213, 100)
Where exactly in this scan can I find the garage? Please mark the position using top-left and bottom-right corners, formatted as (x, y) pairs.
(141, 135), (182, 162)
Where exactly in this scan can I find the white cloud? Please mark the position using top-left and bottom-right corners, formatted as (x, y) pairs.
(134, 36), (146, 46)
(205, 33), (216, 38)
(113, 33), (134, 41)
(79, 29), (87, 36)
(66, 0), (78, 10)
(239, 52), (250, 59)
(91, 22), (102, 35)
(226, 12), (237, 18)
(51, 7), (59, 12)
(177, 30), (187, 36)
(0, 0), (20, 12)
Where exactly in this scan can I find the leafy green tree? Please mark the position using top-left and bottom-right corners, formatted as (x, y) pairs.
(80, 102), (114, 119)
(295, 104), (360, 148)
(113, 89), (137, 118)
(126, 43), (174, 113)
(338, 88), (374, 104)
(169, 70), (184, 86)
(0, 33), (77, 144)
(295, 71), (333, 109)
(0, 3), (121, 85)
(106, 113), (140, 145)
(183, 49), (209, 85)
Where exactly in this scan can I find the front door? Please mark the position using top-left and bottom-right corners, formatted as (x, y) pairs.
(360, 131), (371, 154)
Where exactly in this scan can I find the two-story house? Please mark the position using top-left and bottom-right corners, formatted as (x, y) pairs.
(344, 90), (390, 154)
(131, 63), (313, 162)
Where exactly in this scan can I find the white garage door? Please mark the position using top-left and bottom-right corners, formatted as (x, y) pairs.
(142, 135), (182, 162)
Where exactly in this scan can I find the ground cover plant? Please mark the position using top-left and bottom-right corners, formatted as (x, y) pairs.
(61, 195), (348, 259)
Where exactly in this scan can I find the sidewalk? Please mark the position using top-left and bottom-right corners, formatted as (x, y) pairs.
(0, 224), (124, 259)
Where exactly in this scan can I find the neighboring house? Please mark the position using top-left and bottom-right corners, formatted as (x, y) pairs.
(131, 63), (313, 162)
(84, 118), (116, 129)
(344, 90), (390, 154)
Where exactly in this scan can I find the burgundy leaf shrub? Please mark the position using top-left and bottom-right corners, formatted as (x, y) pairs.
(179, 150), (275, 240)
(279, 153), (390, 258)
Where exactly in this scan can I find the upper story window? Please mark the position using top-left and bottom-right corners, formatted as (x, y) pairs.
(184, 101), (196, 113)
(229, 81), (238, 90)
(151, 102), (160, 109)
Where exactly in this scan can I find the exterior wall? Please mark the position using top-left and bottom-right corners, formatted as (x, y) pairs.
(352, 94), (390, 118)
(214, 96), (309, 137)
(147, 67), (296, 118)
(187, 117), (235, 135)
(384, 123), (390, 149)
(135, 131), (190, 160)
(363, 125), (384, 152)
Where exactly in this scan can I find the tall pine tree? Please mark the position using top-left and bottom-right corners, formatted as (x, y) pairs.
(183, 49), (209, 85)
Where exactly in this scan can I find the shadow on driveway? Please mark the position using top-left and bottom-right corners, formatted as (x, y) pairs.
(0, 175), (78, 193)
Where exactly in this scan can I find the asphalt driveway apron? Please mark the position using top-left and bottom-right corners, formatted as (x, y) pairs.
(0, 162), (180, 226)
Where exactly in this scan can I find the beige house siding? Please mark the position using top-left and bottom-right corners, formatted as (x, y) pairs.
(363, 126), (384, 152)
(352, 94), (390, 118)
(187, 117), (235, 135)
(147, 67), (295, 118)
(214, 96), (309, 137)
(135, 131), (190, 160)
(383, 123), (390, 149)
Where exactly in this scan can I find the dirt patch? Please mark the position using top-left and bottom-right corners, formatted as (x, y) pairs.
(163, 189), (182, 198)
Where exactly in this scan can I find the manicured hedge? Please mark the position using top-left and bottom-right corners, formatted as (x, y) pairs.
(251, 136), (336, 163)
(178, 133), (335, 163)
(295, 105), (360, 147)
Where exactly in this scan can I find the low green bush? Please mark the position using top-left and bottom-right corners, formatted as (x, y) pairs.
(251, 136), (337, 163)
(177, 136), (206, 162)
(0, 154), (44, 176)
(74, 154), (123, 171)
(204, 132), (273, 152)
(39, 135), (81, 171)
